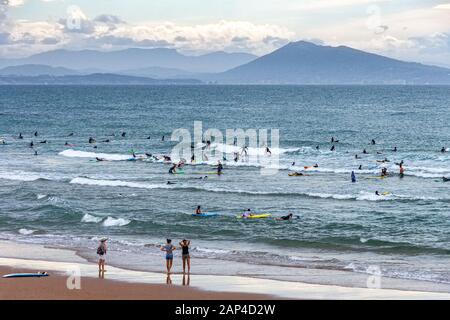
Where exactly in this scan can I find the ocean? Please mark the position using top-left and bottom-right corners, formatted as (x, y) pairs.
(0, 85), (449, 290)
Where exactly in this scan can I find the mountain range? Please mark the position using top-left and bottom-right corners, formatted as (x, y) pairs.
(1, 41), (449, 84)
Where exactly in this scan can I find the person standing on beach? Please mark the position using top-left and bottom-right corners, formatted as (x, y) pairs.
(161, 239), (176, 274)
(179, 239), (191, 274)
(97, 238), (107, 277)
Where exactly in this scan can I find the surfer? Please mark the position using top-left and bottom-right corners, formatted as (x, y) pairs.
(18, 133), (23, 139)
(97, 238), (107, 276)
(167, 181), (176, 185)
(161, 239), (176, 274)
(241, 146), (248, 156)
(163, 155), (172, 162)
(313, 164), (319, 168)
(168, 164), (177, 174)
(393, 147), (397, 152)
(316, 145), (320, 150)
(351, 171), (356, 183)
(441, 147), (447, 153)
(371, 139), (376, 145)
(162, 135), (165, 141)
(39, 140), (47, 144)
(375, 191), (380, 196)
(443, 177), (450, 182)
(355, 154), (359, 159)
(363, 149), (367, 154)
(88, 137), (96, 144)
(399, 165), (405, 178)
(330, 145), (335, 151)
(67, 133), (74, 137)
(289, 172), (304, 176)
(121, 132), (126, 137)
(179, 239), (191, 274)
(29, 141), (34, 148)
(276, 213), (294, 221)
(34, 131), (38, 137)
(358, 165), (362, 170)
(395, 160), (404, 167)
(242, 209), (252, 218)
(234, 152), (239, 162)
(96, 157), (106, 162)
(217, 161), (223, 175)
(265, 146), (272, 156)
(381, 168), (388, 176)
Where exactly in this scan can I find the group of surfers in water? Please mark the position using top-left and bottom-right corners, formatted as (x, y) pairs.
(2, 132), (449, 182)
(194, 206), (295, 221)
(290, 138), (450, 183)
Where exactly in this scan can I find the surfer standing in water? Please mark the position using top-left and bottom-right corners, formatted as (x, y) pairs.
(217, 161), (223, 175)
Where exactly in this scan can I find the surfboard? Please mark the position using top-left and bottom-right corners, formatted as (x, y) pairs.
(3, 273), (49, 278)
(193, 172), (221, 175)
(236, 214), (271, 219)
(191, 213), (218, 217)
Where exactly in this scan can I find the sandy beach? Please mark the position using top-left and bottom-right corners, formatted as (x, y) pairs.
(0, 265), (272, 300)
(1, 240), (450, 300)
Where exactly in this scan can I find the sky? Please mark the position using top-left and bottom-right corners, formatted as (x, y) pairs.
(0, 0), (449, 67)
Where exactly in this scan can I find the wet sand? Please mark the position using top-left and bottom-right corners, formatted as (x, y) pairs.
(1, 241), (450, 300)
(0, 265), (272, 300)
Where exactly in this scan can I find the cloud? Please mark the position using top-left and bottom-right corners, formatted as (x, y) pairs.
(93, 14), (125, 25)
(0, 32), (10, 44)
(290, 0), (391, 11)
(434, 3), (450, 10)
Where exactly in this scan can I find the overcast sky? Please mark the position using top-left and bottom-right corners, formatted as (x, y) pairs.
(1, 0), (449, 67)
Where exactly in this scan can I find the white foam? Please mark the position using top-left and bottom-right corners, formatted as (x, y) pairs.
(36, 194), (47, 200)
(70, 177), (170, 190)
(81, 214), (103, 223)
(59, 149), (133, 161)
(212, 143), (299, 156)
(18, 228), (36, 235)
(195, 246), (231, 255)
(0, 172), (41, 182)
(102, 217), (130, 227)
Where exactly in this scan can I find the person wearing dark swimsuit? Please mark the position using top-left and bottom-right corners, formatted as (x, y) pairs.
(179, 239), (191, 274)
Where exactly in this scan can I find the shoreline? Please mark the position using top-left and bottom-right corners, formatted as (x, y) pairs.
(1, 240), (450, 299)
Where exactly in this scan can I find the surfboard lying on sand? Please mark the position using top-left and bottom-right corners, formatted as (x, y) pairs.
(3, 272), (49, 278)
(236, 214), (271, 219)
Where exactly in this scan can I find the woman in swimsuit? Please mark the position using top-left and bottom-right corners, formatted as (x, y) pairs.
(179, 239), (191, 274)
(161, 239), (176, 274)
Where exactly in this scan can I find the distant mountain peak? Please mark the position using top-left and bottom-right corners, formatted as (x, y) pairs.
(215, 41), (450, 84)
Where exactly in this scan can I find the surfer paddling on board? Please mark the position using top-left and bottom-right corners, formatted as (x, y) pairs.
(276, 213), (294, 221)
(195, 206), (202, 215)
(242, 209), (253, 218)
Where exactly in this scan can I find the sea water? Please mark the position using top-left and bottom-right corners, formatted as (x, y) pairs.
(0, 85), (449, 289)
